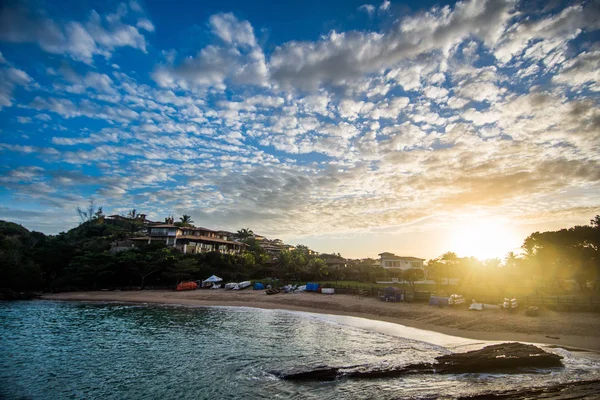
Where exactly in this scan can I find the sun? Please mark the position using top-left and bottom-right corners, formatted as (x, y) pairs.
(449, 219), (521, 260)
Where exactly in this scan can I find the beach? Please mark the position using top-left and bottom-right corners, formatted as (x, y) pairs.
(43, 290), (600, 351)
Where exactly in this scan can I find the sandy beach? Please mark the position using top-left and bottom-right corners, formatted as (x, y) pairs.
(43, 290), (600, 351)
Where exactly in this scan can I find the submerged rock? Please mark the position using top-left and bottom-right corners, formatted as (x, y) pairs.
(280, 342), (563, 381)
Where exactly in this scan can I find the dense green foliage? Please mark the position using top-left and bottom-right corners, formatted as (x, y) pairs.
(424, 216), (600, 292)
(1, 216), (598, 293)
(0, 218), (342, 291)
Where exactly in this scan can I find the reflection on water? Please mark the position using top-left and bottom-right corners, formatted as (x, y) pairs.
(1, 301), (598, 400)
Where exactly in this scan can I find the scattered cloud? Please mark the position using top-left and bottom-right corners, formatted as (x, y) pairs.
(0, 0), (598, 258)
(0, 1), (153, 63)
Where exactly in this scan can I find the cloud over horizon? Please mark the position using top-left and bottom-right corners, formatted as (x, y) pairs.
(0, 0), (599, 258)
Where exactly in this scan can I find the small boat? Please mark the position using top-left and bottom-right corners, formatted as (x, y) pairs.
(265, 288), (280, 295)
(525, 306), (539, 316)
(234, 281), (251, 290)
(225, 283), (238, 290)
(469, 299), (484, 311)
(448, 294), (465, 305)
(176, 281), (198, 291)
(503, 297), (518, 310)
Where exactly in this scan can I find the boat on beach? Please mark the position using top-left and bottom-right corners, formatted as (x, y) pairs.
(233, 281), (251, 290)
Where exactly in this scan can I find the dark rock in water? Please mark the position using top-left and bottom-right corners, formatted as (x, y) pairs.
(280, 342), (563, 381)
(433, 342), (563, 373)
(0, 289), (42, 301)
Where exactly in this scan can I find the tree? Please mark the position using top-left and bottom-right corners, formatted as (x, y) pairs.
(484, 258), (501, 269)
(76, 199), (102, 224)
(425, 258), (445, 290)
(235, 228), (254, 241)
(402, 268), (424, 289)
(308, 257), (328, 280)
(121, 247), (176, 289)
(295, 244), (310, 254)
(504, 252), (518, 269)
(441, 251), (459, 286)
(521, 216), (600, 289)
(163, 257), (199, 285)
(177, 215), (194, 227)
(94, 207), (105, 222)
(125, 208), (143, 235)
(67, 251), (116, 289)
(0, 224), (43, 290)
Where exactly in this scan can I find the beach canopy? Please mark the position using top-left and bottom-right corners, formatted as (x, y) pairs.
(384, 286), (400, 292)
(203, 275), (223, 283)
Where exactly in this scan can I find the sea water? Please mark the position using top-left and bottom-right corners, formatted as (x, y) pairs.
(1, 301), (598, 399)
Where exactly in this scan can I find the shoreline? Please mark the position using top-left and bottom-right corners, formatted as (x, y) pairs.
(41, 290), (600, 352)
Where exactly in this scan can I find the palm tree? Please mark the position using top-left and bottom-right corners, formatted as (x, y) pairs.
(179, 215), (194, 226)
(505, 251), (518, 269)
(236, 228), (254, 241)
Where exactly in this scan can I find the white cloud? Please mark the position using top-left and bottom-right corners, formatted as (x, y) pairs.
(136, 18), (155, 32)
(358, 4), (376, 16)
(423, 85), (449, 100)
(493, 2), (600, 64)
(0, 66), (32, 109)
(270, 0), (515, 91)
(446, 96), (469, 109)
(553, 51), (600, 90)
(0, 3), (152, 63)
(153, 14), (267, 89)
(370, 96), (410, 119)
(209, 13), (257, 47)
(2, 0), (600, 253)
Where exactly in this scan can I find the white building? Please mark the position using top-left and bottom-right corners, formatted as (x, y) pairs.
(378, 252), (425, 270)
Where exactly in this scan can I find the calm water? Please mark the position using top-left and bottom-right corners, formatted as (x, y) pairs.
(1, 301), (598, 399)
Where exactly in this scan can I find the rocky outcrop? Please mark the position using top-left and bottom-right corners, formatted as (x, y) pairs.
(280, 342), (563, 381)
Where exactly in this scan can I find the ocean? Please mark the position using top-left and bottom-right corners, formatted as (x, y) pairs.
(1, 301), (598, 399)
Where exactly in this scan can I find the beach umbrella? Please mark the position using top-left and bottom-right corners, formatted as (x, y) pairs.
(203, 275), (223, 283)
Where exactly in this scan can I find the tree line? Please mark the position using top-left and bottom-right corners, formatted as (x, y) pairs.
(425, 216), (600, 292)
(1, 213), (598, 292)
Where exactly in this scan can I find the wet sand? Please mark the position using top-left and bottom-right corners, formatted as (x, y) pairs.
(43, 290), (600, 351)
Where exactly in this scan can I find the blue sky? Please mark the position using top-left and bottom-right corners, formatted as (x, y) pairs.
(1, 0), (599, 259)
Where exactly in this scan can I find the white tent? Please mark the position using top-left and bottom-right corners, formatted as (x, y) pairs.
(203, 275), (223, 283)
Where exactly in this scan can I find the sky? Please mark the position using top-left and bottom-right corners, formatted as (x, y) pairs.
(0, 0), (599, 261)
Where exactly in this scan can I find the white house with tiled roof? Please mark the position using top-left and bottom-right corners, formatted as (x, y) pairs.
(378, 252), (425, 270)
(130, 223), (246, 255)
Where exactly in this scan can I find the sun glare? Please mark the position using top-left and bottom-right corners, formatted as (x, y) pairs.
(449, 219), (520, 260)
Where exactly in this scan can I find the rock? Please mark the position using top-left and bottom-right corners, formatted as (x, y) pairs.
(433, 342), (563, 373)
(280, 342), (563, 381)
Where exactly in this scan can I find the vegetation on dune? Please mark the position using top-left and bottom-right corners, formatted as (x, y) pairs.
(0, 212), (599, 295)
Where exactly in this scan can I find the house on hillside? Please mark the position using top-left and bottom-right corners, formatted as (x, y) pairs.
(258, 238), (297, 255)
(378, 252), (425, 270)
(130, 224), (246, 255)
(321, 254), (347, 269)
(107, 213), (155, 224)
